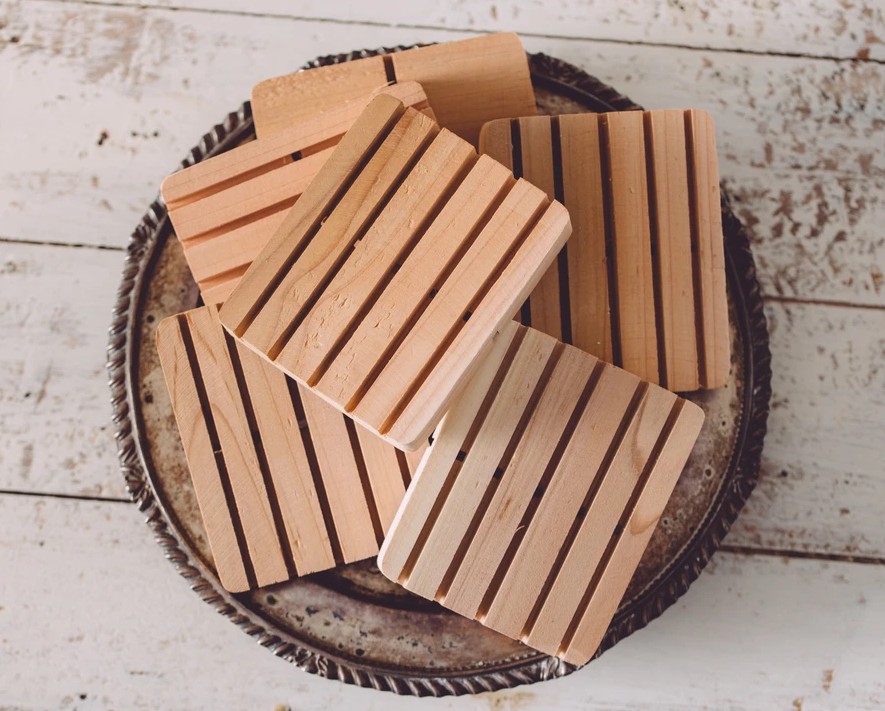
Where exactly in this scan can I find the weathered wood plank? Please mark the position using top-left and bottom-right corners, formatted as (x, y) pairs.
(38, 0), (885, 61)
(1, 240), (882, 563)
(1, 1), (881, 305)
(727, 300), (885, 559)
(2, 494), (883, 709)
(0, 242), (125, 499)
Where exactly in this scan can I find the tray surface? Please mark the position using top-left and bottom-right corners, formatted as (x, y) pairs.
(108, 49), (771, 696)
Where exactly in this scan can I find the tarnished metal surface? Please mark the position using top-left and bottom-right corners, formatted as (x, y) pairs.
(109, 50), (771, 696)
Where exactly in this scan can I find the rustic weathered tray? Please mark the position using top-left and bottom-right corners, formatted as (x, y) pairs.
(108, 49), (771, 696)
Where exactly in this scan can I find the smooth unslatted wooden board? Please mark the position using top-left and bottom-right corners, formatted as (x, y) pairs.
(480, 111), (729, 391)
(161, 82), (432, 306)
(250, 33), (537, 145)
(378, 320), (705, 666)
(156, 305), (424, 593)
(220, 95), (572, 451)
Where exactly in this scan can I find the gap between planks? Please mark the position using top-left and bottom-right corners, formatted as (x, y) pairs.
(34, 0), (885, 66)
(0, 489), (133, 504)
(0, 235), (127, 252)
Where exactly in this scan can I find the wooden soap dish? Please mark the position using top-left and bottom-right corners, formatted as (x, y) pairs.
(220, 95), (572, 450)
(379, 320), (704, 665)
(480, 111), (729, 391)
(156, 305), (424, 592)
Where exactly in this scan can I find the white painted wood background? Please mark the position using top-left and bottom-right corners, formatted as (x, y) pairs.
(0, 0), (883, 708)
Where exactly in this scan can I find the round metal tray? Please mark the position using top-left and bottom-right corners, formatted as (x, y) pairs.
(108, 49), (772, 696)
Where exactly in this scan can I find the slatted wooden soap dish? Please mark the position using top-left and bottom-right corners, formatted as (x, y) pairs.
(155, 33), (731, 668)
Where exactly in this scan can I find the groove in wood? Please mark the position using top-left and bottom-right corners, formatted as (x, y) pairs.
(220, 95), (572, 451)
(378, 320), (704, 666)
(479, 110), (730, 390)
(156, 305), (422, 592)
(160, 82), (432, 305)
(250, 33), (537, 145)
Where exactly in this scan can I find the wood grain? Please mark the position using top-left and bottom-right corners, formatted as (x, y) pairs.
(156, 304), (417, 591)
(378, 321), (704, 665)
(93, 0), (883, 61)
(480, 110), (729, 390)
(251, 33), (537, 144)
(160, 82), (431, 304)
(220, 95), (571, 450)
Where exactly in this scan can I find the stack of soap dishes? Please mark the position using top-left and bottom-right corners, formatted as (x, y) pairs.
(157, 32), (729, 667)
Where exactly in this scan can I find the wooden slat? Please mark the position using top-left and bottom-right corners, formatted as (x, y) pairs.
(251, 57), (389, 138)
(403, 447), (426, 480)
(220, 95), (410, 332)
(561, 399), (706, 665)
(251, 33), (536, 144)
(298, 389), (379, 563)
(156, 304), (411, 591)
(404, 328), (555, 597)
(184, 307), (288, 589)
(646, 110), (699, 390)
(160, 82), (431, 304)
(221, 96), (571, 451)
(479, 110), (728, 391)
(517, 117), (562, 339)
(238, 108), (439, 354)
(184, 209), (290, 291)
(384, 202), (571, 450)
(687, 109), (730, 389)
(348, 180), (547, 437)
(377, 321), (704, 666)
(525, 384), (677, 653)
(314, 155), (513, 405)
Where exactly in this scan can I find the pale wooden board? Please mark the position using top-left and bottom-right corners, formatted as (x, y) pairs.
(379, 322), (704, 665)
(221, 97), (571, 450)
(156, 305), (413, 591)
(481, 111), (728, 390)
(251, 33), (537, 143)
(162, 81), (432, 304)
(2, 2), (883, 307)
(729, 300), (885, 559)
(1, 250), (883, 563)
(3, 494), (884, 709)
(74, 0), (885, 61)
(0, 242), (126, 499)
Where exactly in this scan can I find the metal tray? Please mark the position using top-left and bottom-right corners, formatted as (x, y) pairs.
(108, 49), (772, 696)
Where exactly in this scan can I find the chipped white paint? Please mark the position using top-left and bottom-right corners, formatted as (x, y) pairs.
(0, 0), (883, 706)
